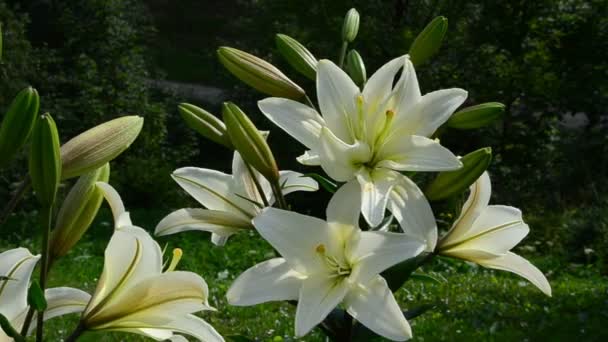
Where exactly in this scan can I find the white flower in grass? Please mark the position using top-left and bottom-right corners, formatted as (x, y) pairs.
(80, 182), (224, 341)
(0, 248), (90, 341)
(227, 182), (425, 341)
(155, 151), (318, 245)
(437, 172), (552, 296)
(259, 56), (467, 226)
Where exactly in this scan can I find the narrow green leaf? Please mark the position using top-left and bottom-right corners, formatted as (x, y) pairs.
(410, 272), (447, 284)
(302, 173), (338, 193)
(381, 252), (433, 292)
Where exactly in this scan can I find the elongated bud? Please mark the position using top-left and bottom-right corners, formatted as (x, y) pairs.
(50, 163), (110, 259)
(409, 16), (448, 66)
(346, 49), (366, 87)
(342, 8), (360, 43)
(179, 103), (233, 149)
(447, 102), (505, 129)
(0, 87), (40, 167)
(29, 113), (62, 207)
(425, 147), (492, 201)
(60, 116), (143, 179)
(275, 34), (318, 81)
(217, 47), (305, 100)
(222, 102), (279, 182)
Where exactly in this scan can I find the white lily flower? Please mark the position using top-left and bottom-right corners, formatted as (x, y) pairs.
(227, 182), (425, 341)
(0, 248), (90, 341)
(80, 182), (224, 341)
(437, 172), (551, 296)
(155, 151), (318, 245)
(259, 56), (467, 226)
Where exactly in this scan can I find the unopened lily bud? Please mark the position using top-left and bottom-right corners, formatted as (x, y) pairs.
(50, 163), (110, 259)
(60, 116), (143, 180)
(222, 102), (279, 183)
(275, 34), (318, 81)
(425, 147), (492, 201)
(342, 8), (360, 43)
(0, 87), (40, 167)
(346, 49), (366, 87)
(29, 113), (61, 207)
(179, 103), (233, 149)
(217, 47), (305, 100)
(447, 102), (505, 129)
(409, 16), (448, 66)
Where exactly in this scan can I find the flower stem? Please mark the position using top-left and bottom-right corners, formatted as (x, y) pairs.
(270, 182), (287, 210)
(64, 321), (86, 342)
(35, 205), (53, 342)
(338, 42), (348, 69)
(0, 176), (30, 227)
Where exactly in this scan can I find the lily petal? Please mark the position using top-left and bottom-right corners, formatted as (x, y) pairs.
(316, 60), (360, 143)
(278, 171), (319, 196)
(154, 208), (250, 239)
(318, 127), (370, 182)
(253, 208), (330, 274)
(295, 275), (349, 337)
(227, 258), (303, 306)
(85, 225), (163, 316)
(231, 152), (272, 210)
(391, 57), (422, 118)
(326, 180), (361, 227)
(376, 135), (462, 172)
(389, 175), (437, 251)
(258, 97), (325, 150)
(442, 208), (529, 259)
(96, 182), (132, 227)
(0, 248), (40, 320)
(477, 252), (552, 296)
(356, 169), (399, 227)
(26, 287), (92, 336)
(296, 150), (321, 166)
(345, 277), (412, 341)
(172, 167), (253, 219)
(89, 271), (210, 329)
(165, 314), (225, 342)
(352, 231), (425, 284)
(392, 88), (467, 137)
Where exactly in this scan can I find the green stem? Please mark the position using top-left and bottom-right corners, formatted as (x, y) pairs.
(0, 176), (30, 227)
(270, 182), (287, 210)
(19, 308), (35, 337)
(244, 162), (270, 207)
(64, 321), (86, 342)
(35, 205), (53, 342)
(338, 42), (348, 68)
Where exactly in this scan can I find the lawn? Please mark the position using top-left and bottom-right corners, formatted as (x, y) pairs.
(2, 208), (607, 341)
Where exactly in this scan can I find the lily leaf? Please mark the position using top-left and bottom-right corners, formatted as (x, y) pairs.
(410, 272), (447, 284)
(302, 173), (338, 193)
(382, 252), (433, 292)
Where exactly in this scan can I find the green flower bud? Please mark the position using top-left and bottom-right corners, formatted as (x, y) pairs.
(275, 34), (318, 81)
(409, 16), (448, 66)
(60, 116), (143, 180)
(179, 103), (233, 149)
(29, 113), (62, 207)
(342, 8), (360, 43)
(425, 147), (492, 201)
(222, 102), (279, 182)
(0, 87), (40, 168)
(346, 49), (366, 87)
(50, 163), (110, 259)
(217, 47), (305, 100)
(447, 102), (505, 129)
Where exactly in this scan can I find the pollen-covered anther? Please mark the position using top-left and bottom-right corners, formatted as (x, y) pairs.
(166, 248), (183, 272)
(315, 244), (326, 254)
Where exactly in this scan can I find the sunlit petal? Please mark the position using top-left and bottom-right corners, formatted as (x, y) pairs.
(477, 252), (552, 296)
(356, 169), (399, 226)
(318, 127), (370, 182)
(155, 208), (250, 238)
(295, 275), (349, 337)
(376, 135), (462, 172)
(326, 180), (361, 226)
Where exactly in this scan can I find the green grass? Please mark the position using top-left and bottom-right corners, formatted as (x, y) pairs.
(2, 208), (607, 341)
